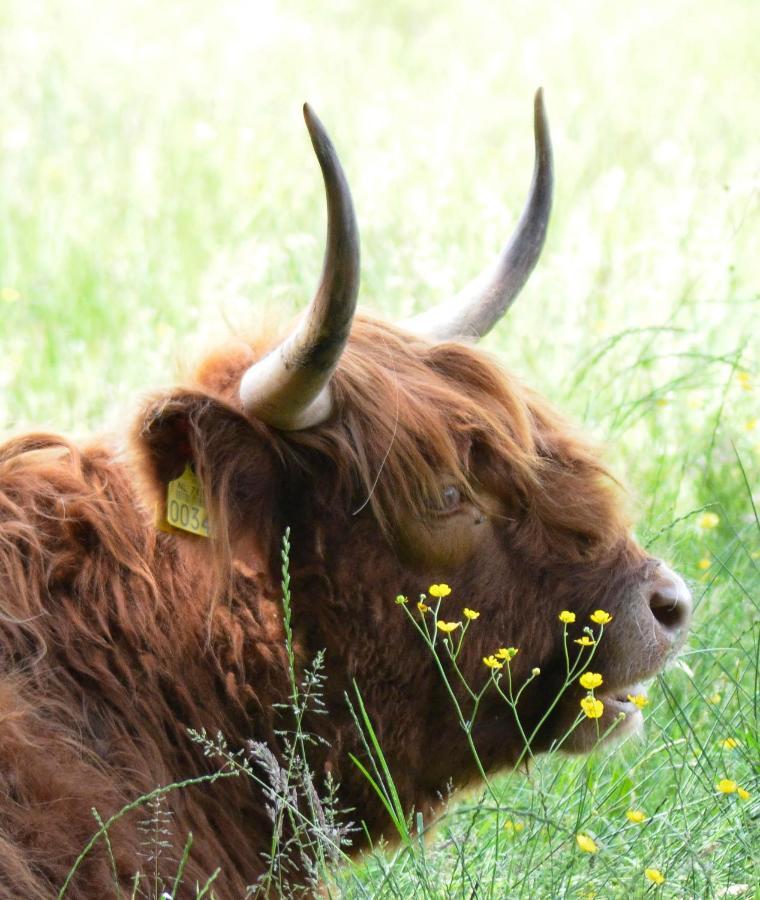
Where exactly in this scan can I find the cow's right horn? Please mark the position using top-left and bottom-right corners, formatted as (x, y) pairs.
(239, 104), (360, 431)
(403, 89), (553, 342)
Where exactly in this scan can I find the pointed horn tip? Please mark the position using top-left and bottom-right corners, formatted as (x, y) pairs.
(302, 102), (317, 132)
(301, 102), (332, 158)
(533, 88), (548, 125)
(532, 88), (551, 155)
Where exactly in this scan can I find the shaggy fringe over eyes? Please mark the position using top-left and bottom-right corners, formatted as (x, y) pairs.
(172, 315), (629, 572)
(271, 317), (631, 551)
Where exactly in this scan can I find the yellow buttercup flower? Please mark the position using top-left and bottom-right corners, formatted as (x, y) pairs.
(495, 647), (518, 661)
(626, 809), (647, 824)
(717, 779), (737, 794)
(483, 655), (503, 670)
(707, 692), (722, 704)
(436, 621), (460, 634)
(417, 601), (430, 614)
(697, 558), (711, 570)
(429, 583), (451, 598)
(579, 672), (603, 690)
(576, 833), (598, 853)
(737, 371), (751, 391)
(574, 636), (595, 646)
(644, 869), (665, 886)
(580, 696), (604, 719)
(503, 819), (524, 833)
(720, 737), (739, 749)
(590, 610), (612, 625)
(737, 787), (750, 800)
(559, 610), (576, 623)
(697, 511), (720, 530)
(463, 607), (480, 620)
(627, 693), (648, 709)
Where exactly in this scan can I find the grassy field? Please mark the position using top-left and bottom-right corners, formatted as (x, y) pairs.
(1, 0), (758, 897)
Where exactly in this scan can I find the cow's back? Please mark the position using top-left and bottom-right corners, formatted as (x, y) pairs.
(0, 435), (152, 894)
(0, 435), (264, 897)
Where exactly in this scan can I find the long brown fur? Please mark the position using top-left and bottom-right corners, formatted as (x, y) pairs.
(0, 315), (654, 897)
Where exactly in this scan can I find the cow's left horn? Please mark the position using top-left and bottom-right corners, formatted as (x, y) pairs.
(239, 104), (360, 430)
(403, 88), (553, 341)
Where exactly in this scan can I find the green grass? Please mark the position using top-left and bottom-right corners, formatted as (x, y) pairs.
(1, 0), (758, 896)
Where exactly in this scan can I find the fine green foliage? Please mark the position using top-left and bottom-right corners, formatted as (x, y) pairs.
(345, 580), (757, 898)
(58, 772), (234, 899)
(1, 0), (757, 897)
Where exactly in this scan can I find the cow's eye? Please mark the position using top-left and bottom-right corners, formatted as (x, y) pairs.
(438, 485), (462, 512)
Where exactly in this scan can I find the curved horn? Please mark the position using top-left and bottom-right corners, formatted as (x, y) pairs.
(404, 89), (553, 341)
(239, 104), (360, 430)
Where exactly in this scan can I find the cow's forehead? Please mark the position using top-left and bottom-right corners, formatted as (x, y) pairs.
(194, 314), (501, 410)
(339, 316), (509, 395)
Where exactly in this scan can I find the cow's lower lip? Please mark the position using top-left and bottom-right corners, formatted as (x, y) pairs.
(556, 683), (648, 752)
(597, 684), (646, 722)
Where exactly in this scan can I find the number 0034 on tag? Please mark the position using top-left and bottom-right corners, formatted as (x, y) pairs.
(165, 464), (210, 537)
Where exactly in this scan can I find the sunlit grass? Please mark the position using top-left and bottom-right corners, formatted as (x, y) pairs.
(333, 557), (757, 898)
(1, 0), (757, 896)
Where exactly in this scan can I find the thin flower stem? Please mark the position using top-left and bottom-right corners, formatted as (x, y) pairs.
(492, 664), (539, 761)
(562, 623), (570, 674)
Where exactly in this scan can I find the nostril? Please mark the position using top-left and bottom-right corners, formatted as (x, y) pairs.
(650, 590), (688, 631)
(648, 566), (692, 634)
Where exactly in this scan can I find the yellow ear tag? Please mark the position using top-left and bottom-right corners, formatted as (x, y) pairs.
(165, 464), (210, 537)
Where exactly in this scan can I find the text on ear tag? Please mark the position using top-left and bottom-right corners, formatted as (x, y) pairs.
(165, 464), (209, 537)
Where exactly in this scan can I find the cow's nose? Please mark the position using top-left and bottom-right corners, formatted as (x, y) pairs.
(647, 564), (692, 636)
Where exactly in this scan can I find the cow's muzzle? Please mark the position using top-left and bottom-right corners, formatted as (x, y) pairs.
(644, 562), (692, 644)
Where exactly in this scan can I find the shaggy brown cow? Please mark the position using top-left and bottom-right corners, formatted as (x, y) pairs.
(0, 92), (691, 898)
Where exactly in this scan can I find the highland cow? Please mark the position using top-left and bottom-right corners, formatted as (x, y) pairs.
(0, 92), (691, 897)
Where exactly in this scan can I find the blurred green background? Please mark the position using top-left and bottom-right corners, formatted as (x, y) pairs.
(1, 0), (757, 574)
(0, 1), (757, 895)
(1, 0), (756, 439)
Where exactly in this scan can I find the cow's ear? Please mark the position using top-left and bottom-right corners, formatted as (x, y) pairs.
(132, 390), (283, 555)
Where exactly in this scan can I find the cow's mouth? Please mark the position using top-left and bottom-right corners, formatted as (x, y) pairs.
(596, 687), (646, 723)
(557, 681), (649, 753)
(601, 679), (649, 727)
